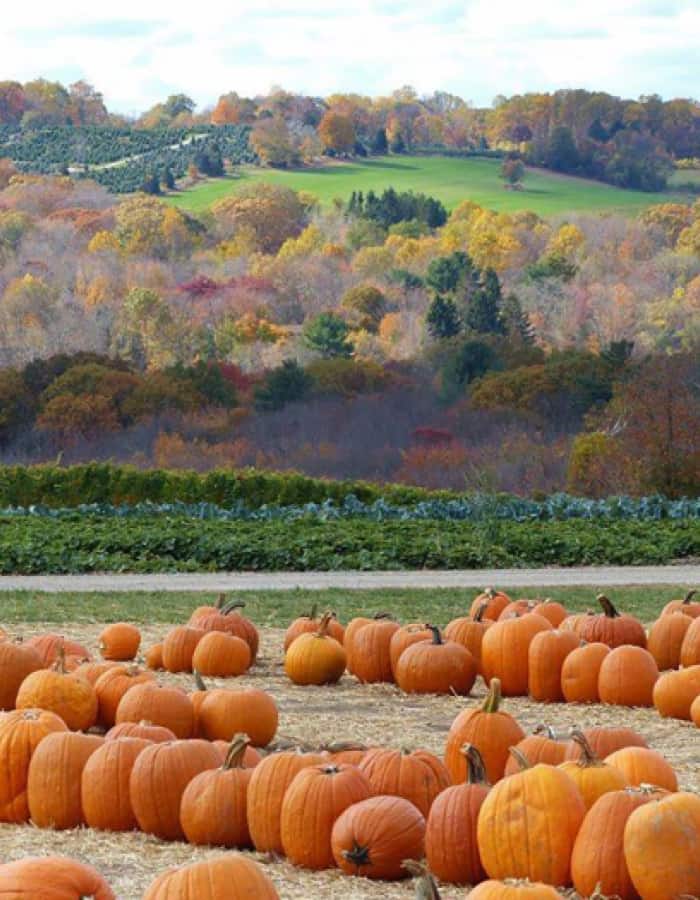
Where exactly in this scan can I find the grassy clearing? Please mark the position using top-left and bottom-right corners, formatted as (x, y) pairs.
(168, 155), (689, 216)
(0, 585), (687, 626)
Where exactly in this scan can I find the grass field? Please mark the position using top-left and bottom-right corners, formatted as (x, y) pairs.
(168, 155), (690, 216)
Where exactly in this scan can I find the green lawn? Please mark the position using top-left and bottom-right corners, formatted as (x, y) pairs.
(168, 155), (689, 217)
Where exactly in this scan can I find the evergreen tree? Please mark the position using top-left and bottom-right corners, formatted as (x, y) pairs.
(254, 360), (313, 411)
(465, 269), (505, 334)
(303, 313), (354, 358)
(501, 293), (535, 345)
(162, 166), (176, 190)
(371, 128), (388, 154)
(389, 133), (406, 153)
(426, 295), (462, 339)
(140, 172), (161, 195)
(426, 252), (472, 295)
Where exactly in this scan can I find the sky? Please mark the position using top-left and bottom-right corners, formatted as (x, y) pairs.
(1, 1), (698, 115)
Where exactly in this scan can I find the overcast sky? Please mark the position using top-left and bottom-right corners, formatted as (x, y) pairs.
(2, 1), (698, 114)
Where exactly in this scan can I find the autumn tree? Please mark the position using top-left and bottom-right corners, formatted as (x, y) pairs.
(340, 283), (387, 332)
(212, 183), (307, 254)
(114, 195), (197, 258)
(250, 117), (299, 167)
(318, 111), (356, 155)
(500, 157), (525, 187)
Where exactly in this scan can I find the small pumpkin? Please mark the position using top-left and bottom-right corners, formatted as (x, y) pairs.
(0, 856), (115, 899)
(192, 631), (251, 677)
(105, 720), (176, 743)
(115, 682), (195, 739)
(481, 614), (553, 697)
(578, 594), (647, 648)
(189, 596), (259, 661)
(598, 645), (659, 707)
(498, 599), (534, 620)
(469, 587), (511, 620)
(527, 628), (579, 702)
(284, 602), (344, 649)
(331, 795), (426, 880)
(143, 855), (279, 900)
(647, 611), (693, 670)
(653, 664), (700, 720)
(502, 727), (571, 776)
(346, 618), (400, 683)
(445, 678), (525, 784)
(16, 647), (98, 731)
(389, 623), (433, 677)
(284, 612), (347, 685)
(605, 746), (678, 792)
(82, 736), (152, 831)
(98, 622), (141, 661)
(196, 686), (278, 746)
(394, 624), (477, 695)
(530, 598), (568, 627)
(161, 625), (206, 673)
(560, 641), (609, 703)
(443, 603), (494, 674)
(26, 633), (91, 667)
(94, 664), (155, 728)
(558, 729), (627, 810)
(358, 747), (450, 816)
(0, 639), (43, 711)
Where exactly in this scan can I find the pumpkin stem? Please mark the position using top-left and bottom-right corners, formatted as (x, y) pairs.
(425, 624), (443, 645)
(222, 599), (245, 616)
(403, 861), (442, 899)
(222, 733), (251, 769)
(307, 602), (318, 621)
(508, 746), (532, 770)
(474, 602), (489, 623)
(569, 728), (602, 767)
(215, 592), (226, 609)
(193, 670), (207, 692)
(372, 611), (394, 620)
(460, 743), (489, 785)
(342, 842), (371, 869)
(322, 740), (367, 753)
(683, 589), (697, 604)
(597, 594), (620, 618)
(54, 641), (67, 674)
(316, 612), (334, 637)
(481, 678), (503, 713)
(533, 722), (558, 739)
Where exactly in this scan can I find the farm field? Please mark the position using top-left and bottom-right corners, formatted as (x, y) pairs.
(167, 154), (688, 215)
(0, 585), (697, 898)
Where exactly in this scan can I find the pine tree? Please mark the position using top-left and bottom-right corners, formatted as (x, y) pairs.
(426, 295), (462, 339)
(162, 166), (176, 190)
(501, 293), (535, 345)
(465, 269), (505, 334)
(371, 128), (388, 154)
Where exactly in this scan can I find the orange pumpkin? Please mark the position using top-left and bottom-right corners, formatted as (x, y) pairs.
(425, 744), (489, 885)
(331, 795), (426, 879)
(598, 645), (659, 707)
(578, 594), (647, 648)
(358, 747), (450, 816)
(129, 738), (221, 840)
(27, 731), (103, 829)
(558, 729), (627, 810)
(280, 763), (372, 869)
(691, 692), (700, 726)
(560, 610), (595, 637)
(468, 882), (561, 900)
(161, 625), (206, 673)
(502, 729), (571, 776)
(605, 746), (678, 792)
(212, 740), (261, 768)
(498, 599), (534, 620)
(145, 643), (163, 670)
(469, 588), (511, 620)
(105, 720), (176, 743)
(26, 633), (91, 667)
(94, 664), (155, 728)
(530, 598), (568, 627)
(660, 588), (700, 618)
(98, 622), (141, 661)
(16, 651), (98, 731)
(284, 603), (344, 650)
(82, 736), (152, 831)
(647, 611), (693, 670)
(563, 725), (648, 761)
(72, 660), (119, 686)
(346, 618), (400, 683)
(192, 631), (251, 677)
(0, 640), (43, 711)
(653, 665), (700, 720)
(247, 749), (327, 853)
(190, 597), (259, 661)
(115, 682), (195, 739)
(481, 614), (553, 696)
(527, 628), (579, 702)
(143, 855), (278, 900)
(389, 623), (433, 677)
(284, 613), (347, 685)
(680, 615), (700, 666)
(196, 687), (278, 746)
(0, 856), (115, 899)
(394, 625), (477, 695)
(445, 678), (525, 784)
(560, 642), (609, 703)
(624, 791), (700, 900)
(444, 603), (494, 674)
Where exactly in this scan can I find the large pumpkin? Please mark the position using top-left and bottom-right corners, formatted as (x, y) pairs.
(346, 619), (400, 683)
(284, 613), (347, 686)
(331, 795), (425, 879)
(558, 729), (627, 810)
(0, 640), (43, 711)
(190, 597), (259, 661)
(394, 625), (477, 695)
(143, 855), (279, 900)
(597, 645), (659, 707)
(247, 749), (327, 853)
(653, 665), (700, 720)
(647, 611), (693, 670)
(425, 744), (489, 885)
(82, 736), (152, 831)
(563, 725), (648, 761)
(94, 665), (155, 728)
(115, 682), (195, 739)
(624, 791), (700, 900)
(560, 642), (609, 703)
(359, 747), (450, 816)
(16, 652), (98, 731)
(280, 763), (372, 869)
(481, 614), (553, 696)
(389, 623), (433, 677)
(605, 746), (678, 792)
(527, 628), (579, 702)
(445, 678), (525, 784)
(98, 622), (141, 661)
(129, 739), (221, 840)
(477, 754), (586, 885)
(0, 856), (115, 899)
(196, 687), (278, 745)
(27, 731), (103, 829)
(578, 594), (646, 648)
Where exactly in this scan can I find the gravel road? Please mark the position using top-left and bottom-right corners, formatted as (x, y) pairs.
(0, 565), (697, 592)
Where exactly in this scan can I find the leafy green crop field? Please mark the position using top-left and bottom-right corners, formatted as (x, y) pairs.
(168, 155), (688, 216)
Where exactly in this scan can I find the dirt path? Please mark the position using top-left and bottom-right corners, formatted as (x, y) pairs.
(0, 565), (697, 592)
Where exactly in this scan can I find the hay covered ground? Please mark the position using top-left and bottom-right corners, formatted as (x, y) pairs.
(0, 588), (698, 898)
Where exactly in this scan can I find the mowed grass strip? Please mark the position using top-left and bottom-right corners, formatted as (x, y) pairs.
(168, 155), (689, 216)
(0, 585), (687, 627)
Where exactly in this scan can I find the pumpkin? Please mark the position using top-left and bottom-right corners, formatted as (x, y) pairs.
(394, 625), (477, 695)
(498, 599), (534, 620)
(680, 615), (700, 666)
(477, 751), (586, 886)
(331, 794), (426, 879)
(660, 588), (700, 618)
(98, 622), (141, 661)
(284, 612), (347, 685)
(346, 618), (400, 683)
(578, 594), (647, 648)
(212, 740), (261, 768)
(115, 682), (194, 739)
(647, 611), (693, 670)
(190, 597), (259, 661)
(280, 763), (372, 869)
(0, 640), (43, 711)
(389, 623), (433, 677)
(82, 736), (152, 831)
(325, 742), (369, 766)
(560, 642), (609, 703)
(605, 746), (678, 792)
(16, 649), (98, 731)
(197, 687), (278, 746)
(247, 749), (327, 853)
(27, 731), (103, 829)
(129, 738), (221, 840)
(26, 633), (91, 667)
(105, 720), (176, 743)
(72, 660), (119, 686)
(444, 603), (493, 674)
(530, 599), (568, 627)
(343, 612), (392, 650)
(468, 882), (561, 900)
(560, 610), (595, 636)
(143, 855), (279, 900)
(598, 645), (659, 707)
(445, 678), (525, 784)
(145, 643), (163, 670)
(571, 786), (661, 899)
(94, 664), (155, 728)
(192, 631), (252, 677)
(284, 603), (344, 650)
(653, 665), (700, 720)
(425, 744), (489, 885)
(0, 856), (115, 899)
(470, 588), (511, 620)
(563, 725), (648, 761)
(161, 625), (206, 673)
(0, 708), (67, 822)
(502, 728), (570, 776)
(527, 628), (579, 702)
(558, 729), (627, 810)
(481, 613), (553, 696)
(624, 791), (700, 900)
(180, 733), (253, 847)
(358, 747), (450, 816)
(692, 692), (700, 726)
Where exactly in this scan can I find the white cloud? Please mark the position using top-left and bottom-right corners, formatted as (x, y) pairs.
(0, 1), (697, 113)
